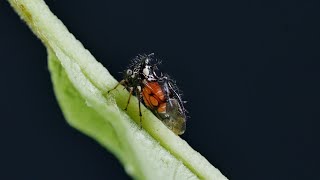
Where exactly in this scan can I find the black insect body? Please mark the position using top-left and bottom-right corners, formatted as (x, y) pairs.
(109, 54), (186, 135)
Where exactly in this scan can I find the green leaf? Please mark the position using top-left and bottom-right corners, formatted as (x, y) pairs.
(9, 0), (228, 179)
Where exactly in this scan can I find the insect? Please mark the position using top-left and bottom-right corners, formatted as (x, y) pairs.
(108, 54), (187, 135)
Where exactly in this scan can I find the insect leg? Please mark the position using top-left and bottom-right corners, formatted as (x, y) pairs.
(107, 80), (125, 93)
(136, 87), (142, 128)
(124, 87), (133, 111)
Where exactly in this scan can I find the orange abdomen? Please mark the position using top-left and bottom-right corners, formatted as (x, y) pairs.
(142, 82), (166, 113)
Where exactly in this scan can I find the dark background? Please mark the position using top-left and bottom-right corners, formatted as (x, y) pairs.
(1, 0), (319, 179)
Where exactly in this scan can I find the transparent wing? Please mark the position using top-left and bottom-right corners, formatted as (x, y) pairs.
(159, 80), (186, 135)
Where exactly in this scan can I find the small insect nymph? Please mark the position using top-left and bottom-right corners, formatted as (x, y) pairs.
(109, 54), (186, 135)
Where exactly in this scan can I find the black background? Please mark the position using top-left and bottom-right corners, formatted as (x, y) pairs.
(1, 0), (319, 179)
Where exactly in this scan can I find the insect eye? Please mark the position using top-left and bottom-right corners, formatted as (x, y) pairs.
(126, 69), (133, 75)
